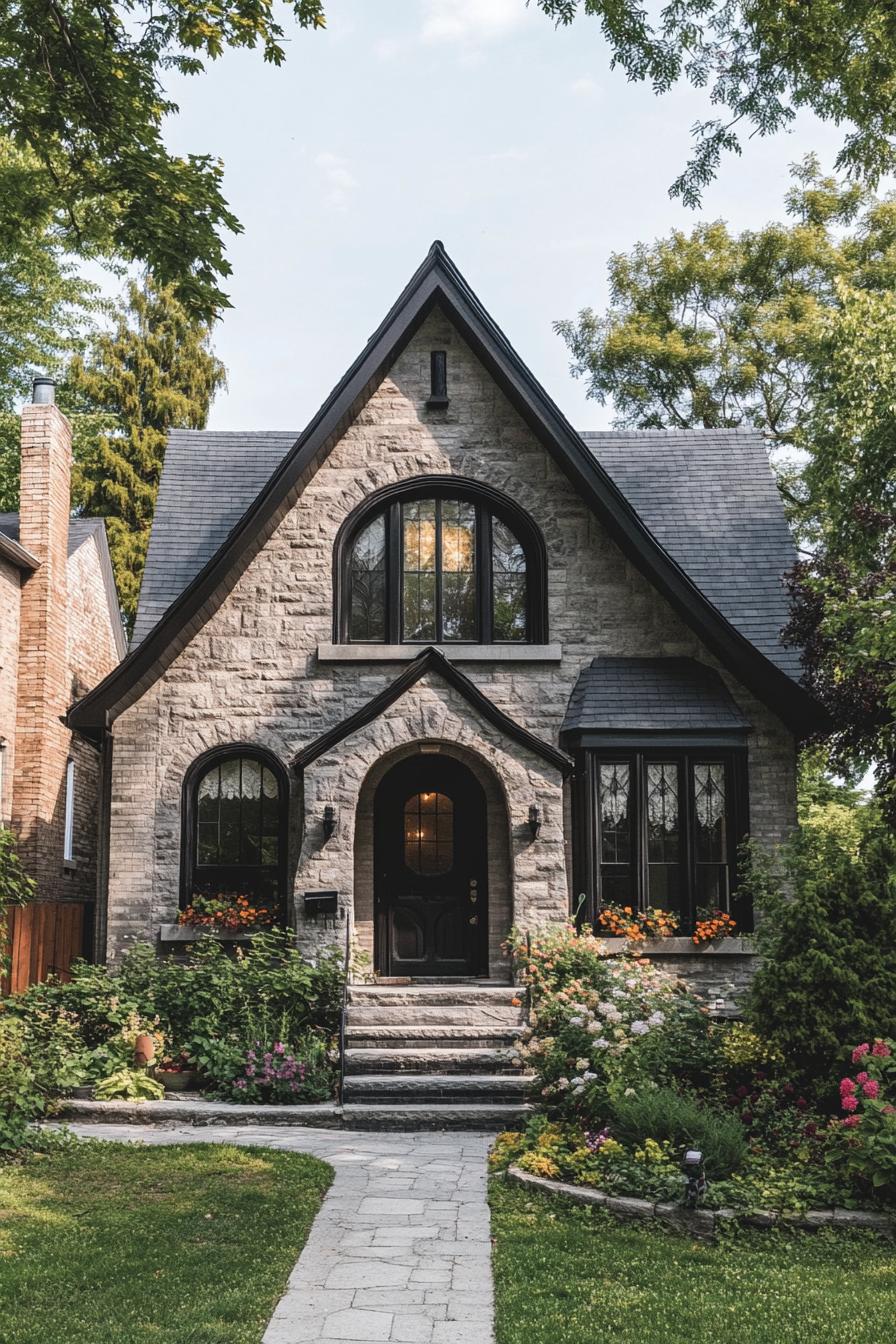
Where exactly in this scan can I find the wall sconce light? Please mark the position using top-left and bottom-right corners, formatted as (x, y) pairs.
(322, 805), (338, 841)
(528, 804), (541, 840)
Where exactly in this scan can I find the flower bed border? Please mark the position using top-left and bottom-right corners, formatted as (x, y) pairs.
(504, 1164), (895, 1240)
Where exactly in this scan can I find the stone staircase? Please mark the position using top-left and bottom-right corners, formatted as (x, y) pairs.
(341, 983), (535, 1129)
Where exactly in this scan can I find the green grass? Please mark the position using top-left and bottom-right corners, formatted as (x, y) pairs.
(0, 1139), (332, 1344)
(491, 1180), (896, 1344)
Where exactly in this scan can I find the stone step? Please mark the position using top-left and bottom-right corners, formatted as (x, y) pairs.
(345, 1003), (525, 1029)
(342, 1073), (533, 1103)
(345, 1024), (524, 1050)
(344, 1046), (523, 1075)
(347, 985), (519, 1008)
(340, 1102), (533, 1131)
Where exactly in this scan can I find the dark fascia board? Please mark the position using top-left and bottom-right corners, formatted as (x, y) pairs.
(68, 239), (827, 737)
(292, 645), (574, 776)
(564, 730), (750, 751)
(0, 532), (39, 571)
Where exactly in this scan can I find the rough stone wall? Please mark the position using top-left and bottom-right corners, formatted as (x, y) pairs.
(105, 309), (797, 966)
(0, 555), (20, 825)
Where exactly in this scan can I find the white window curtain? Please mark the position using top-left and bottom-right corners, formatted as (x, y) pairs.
(63, 758), (75, 862)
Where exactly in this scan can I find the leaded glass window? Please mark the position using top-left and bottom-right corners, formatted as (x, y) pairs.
(589, 750), (743, 929)
(191, 753), (284, 909)
(404, 791), (454, 875)
(341, 489), (540, 644)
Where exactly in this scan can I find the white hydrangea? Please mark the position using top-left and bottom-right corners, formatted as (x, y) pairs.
(648, 1010), (665, 1027)
(592, 1037), (610, 1051)
(630, 1020), (649, 1036)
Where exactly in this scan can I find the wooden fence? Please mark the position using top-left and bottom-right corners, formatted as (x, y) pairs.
(2, 902), (91, 995)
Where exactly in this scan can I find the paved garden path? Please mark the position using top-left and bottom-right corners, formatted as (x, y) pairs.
(65, 1123), (496, 1344)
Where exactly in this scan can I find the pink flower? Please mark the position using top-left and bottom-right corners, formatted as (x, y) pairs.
(840, 1077), (856, 1096)
(862, 1079), (880, 1099)
(841, 1114), (861, 1128)
(872, 1041), (892, 1058)
(856, 1071), (869, 1084)
(841, 1094), (859, 1112)
(852, 1043), (871, 1063)
(882, 1105), (896, 1116)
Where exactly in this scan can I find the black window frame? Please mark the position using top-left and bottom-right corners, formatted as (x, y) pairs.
(179, 744), (289, 921)
(334, 476), (548, 645)
(572, 744), (750, 933)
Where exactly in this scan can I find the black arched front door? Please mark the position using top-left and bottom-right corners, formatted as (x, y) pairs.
(374, 755), (488, 977)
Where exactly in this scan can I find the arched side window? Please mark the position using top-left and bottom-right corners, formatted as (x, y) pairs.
(180, 746), (288, 918)
(335, 478), (547, 644)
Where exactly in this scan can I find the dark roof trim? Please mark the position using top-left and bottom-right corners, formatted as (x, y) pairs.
(292, 646), (574, 775)
(0, 532), (39, 571)
(566, 731), (749, 750)
(69, 241), (826, 736)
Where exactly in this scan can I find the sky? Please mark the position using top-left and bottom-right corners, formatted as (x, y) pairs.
(159, 0), (849, 433)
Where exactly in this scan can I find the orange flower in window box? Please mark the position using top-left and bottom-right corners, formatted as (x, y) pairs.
(178, 893), (275, 931)
(692, 909), (737, 945)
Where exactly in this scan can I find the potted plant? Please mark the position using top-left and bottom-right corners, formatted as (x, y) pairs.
(156, 1050), (200, 1092)
(178, 892), (275, 932)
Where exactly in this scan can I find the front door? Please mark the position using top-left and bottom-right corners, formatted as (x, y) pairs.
(374, 755), (488, 977)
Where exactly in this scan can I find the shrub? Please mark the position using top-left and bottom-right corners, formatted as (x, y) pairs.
(609, 1086), (748, 1178)
(205, 1035), (333, 1103)
(746, 824), (896, 1095)
(831, 1038), (896, 1198)
(0, 1017), (43, 1151)
(0, 826), (35, 981)
(514, 924), (717, 1119)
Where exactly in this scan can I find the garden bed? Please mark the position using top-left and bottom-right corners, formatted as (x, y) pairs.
(504, 1163), (895, 1239)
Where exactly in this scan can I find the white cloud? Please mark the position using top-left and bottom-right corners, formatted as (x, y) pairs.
(315, 152), (357, 211)
(421, 0), (528, 46)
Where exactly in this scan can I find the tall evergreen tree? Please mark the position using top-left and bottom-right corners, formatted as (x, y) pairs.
(68, 279), (226, 629)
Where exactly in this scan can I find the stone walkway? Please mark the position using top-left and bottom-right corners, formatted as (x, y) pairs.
(65, 1123), (496, 1344)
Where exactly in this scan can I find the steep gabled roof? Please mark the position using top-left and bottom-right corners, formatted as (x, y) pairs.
(0, 512), (126, 657)
(69, 241), (825, 737)
(293, 646), (573, 774)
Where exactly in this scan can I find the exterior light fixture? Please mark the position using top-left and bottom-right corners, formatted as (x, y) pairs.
(527, 804), (541, 840)
(322, 805), (338, 841)
(681, 1149), (706, 1208)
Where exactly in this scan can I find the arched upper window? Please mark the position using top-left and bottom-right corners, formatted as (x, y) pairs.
(181, 746), (288, 917)
(336, 479), (547, 644)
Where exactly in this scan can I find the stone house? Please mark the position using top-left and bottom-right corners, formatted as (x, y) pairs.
(2, 382), (126, 988)
(70, 244), (824, 1005)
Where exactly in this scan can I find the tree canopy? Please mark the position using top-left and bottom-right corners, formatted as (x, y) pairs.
(0, 2), (325, 322)
(537, 1), (896, 205)
(68, 278), (226, 626)
(555, 158), (896, 817)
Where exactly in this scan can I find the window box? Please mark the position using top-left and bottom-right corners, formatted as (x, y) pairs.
(158, 924), (258, 943)
(599, 935), (755, 956)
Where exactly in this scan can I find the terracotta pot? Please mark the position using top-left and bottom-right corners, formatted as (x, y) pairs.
(134, 1033), (156, 1066)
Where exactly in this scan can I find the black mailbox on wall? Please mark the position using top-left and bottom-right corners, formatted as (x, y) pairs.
(303, 890), (338, 917)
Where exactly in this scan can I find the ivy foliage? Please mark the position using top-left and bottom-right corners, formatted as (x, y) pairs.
(536, 2), (896, 205)
(0, 1), (326, 321)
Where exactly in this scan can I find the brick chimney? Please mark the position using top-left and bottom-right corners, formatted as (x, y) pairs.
(12, 379), (73, 897)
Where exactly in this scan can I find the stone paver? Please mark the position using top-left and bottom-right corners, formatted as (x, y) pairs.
(64, 1123), (496, 1344)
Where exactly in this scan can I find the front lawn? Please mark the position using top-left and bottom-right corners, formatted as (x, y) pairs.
(0, 1139), (332, 1344)
(491, 1181), (895, 1344)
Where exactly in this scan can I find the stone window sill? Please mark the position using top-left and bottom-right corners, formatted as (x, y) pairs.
(158, 923), (256, 943)
(316, 642), (562, 663)
(600, 936), (756, 955)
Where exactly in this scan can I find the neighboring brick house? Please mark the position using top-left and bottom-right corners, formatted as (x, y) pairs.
(1, 381), (126, 988)
(70, 244), (826, 1006)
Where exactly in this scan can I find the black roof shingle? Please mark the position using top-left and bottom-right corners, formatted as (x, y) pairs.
(562, 656), (751, 735)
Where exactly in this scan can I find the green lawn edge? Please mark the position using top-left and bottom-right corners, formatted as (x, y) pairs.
(0, 1140), (333, 1344)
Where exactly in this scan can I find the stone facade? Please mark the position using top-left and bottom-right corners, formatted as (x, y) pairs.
(103, 309), (797, 981)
